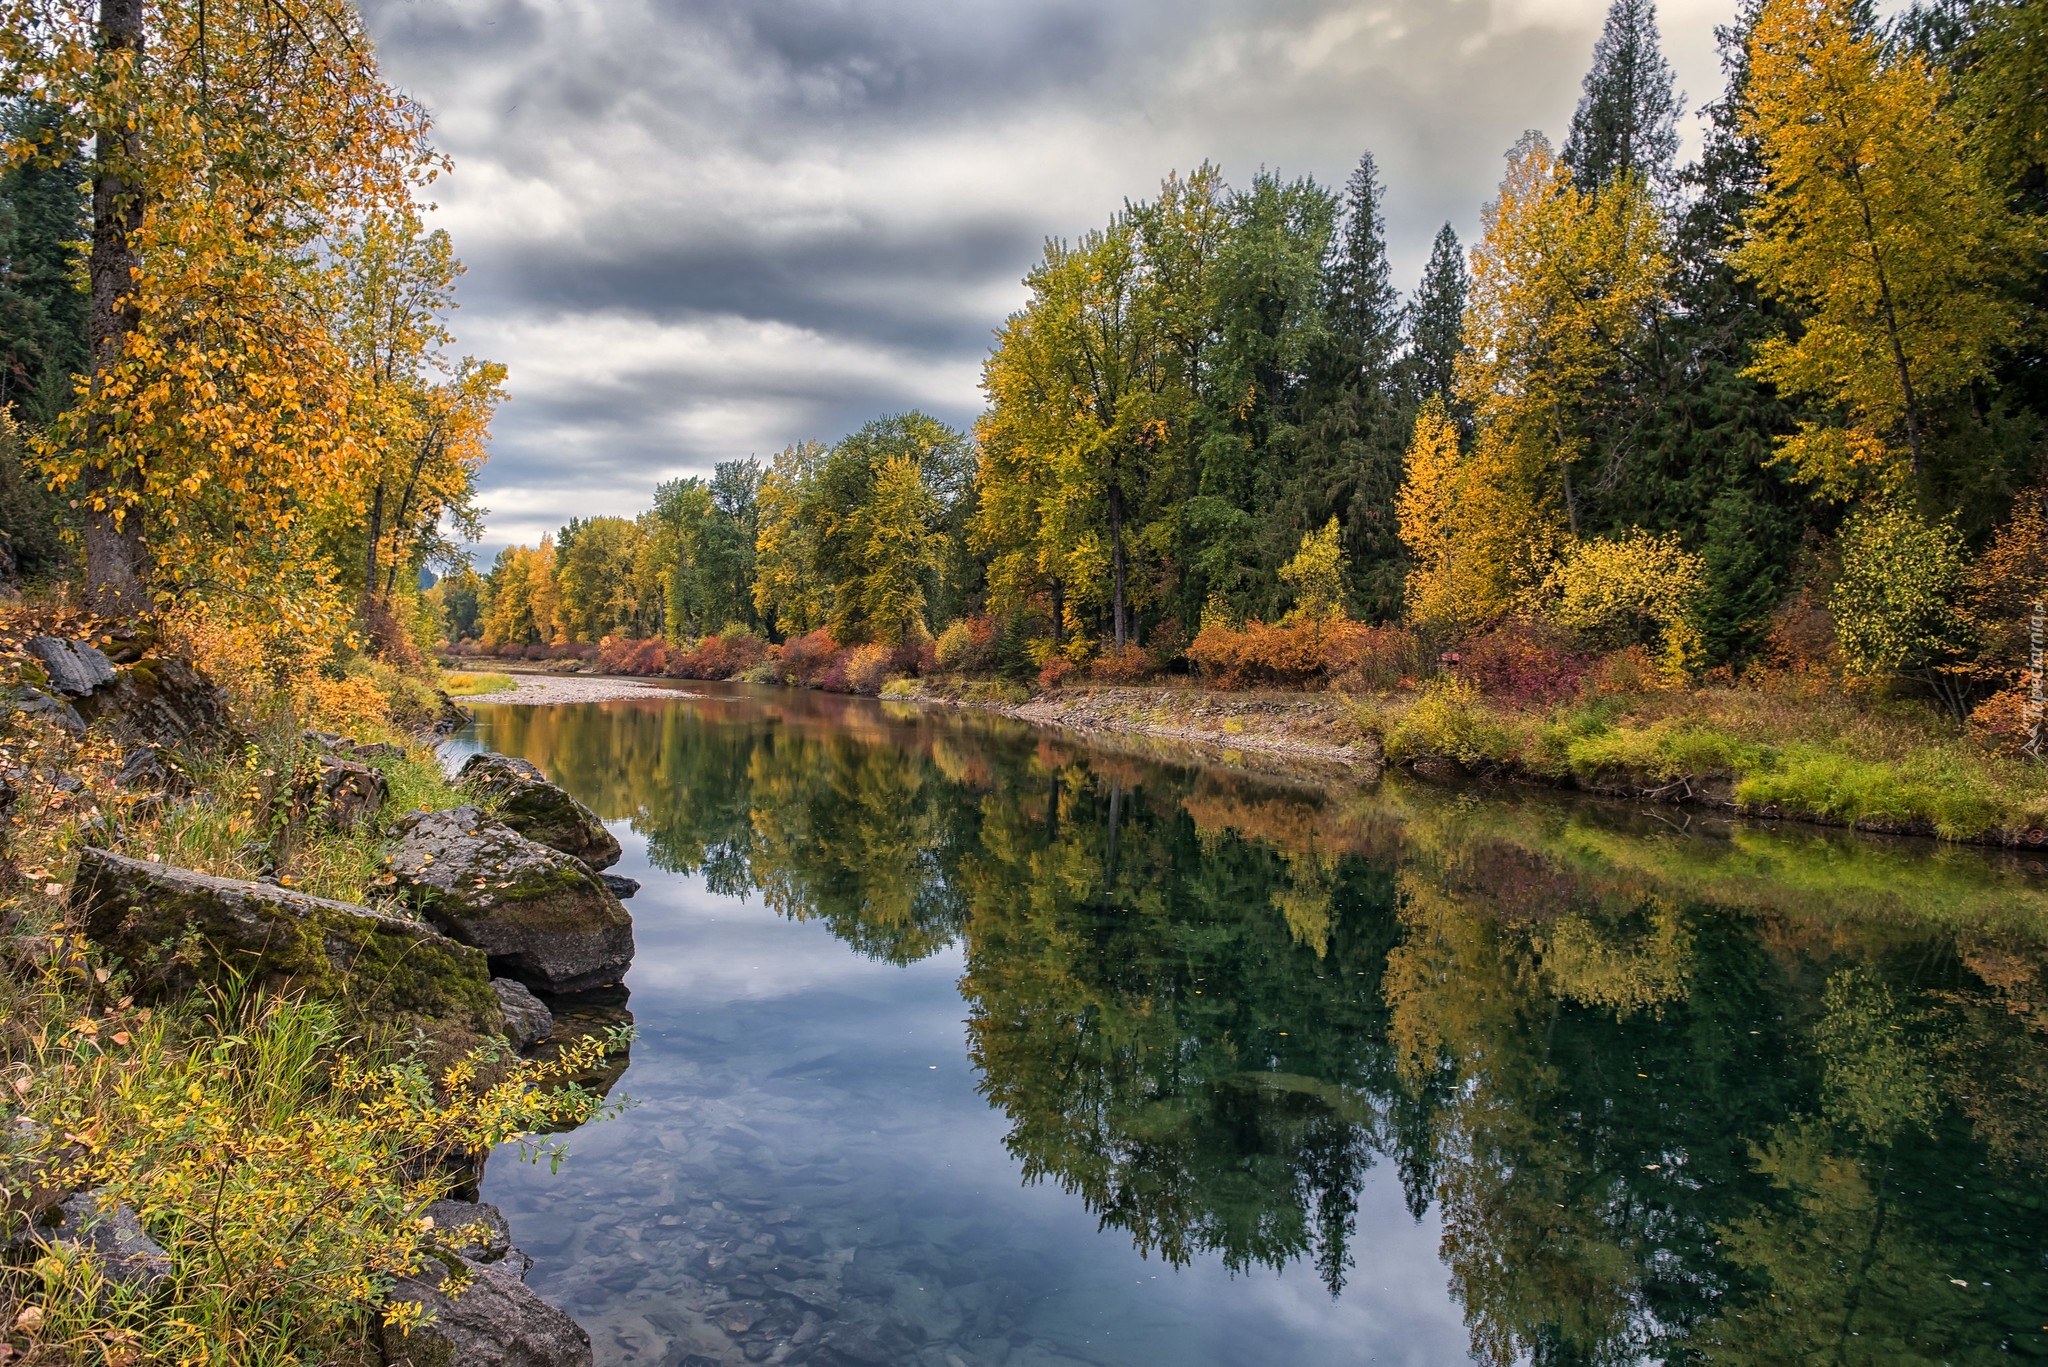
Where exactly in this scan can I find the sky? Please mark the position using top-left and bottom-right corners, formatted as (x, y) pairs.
(354, 0), (1892, 558)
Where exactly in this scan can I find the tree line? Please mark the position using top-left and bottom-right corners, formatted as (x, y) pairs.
(448, 0), (2048, 724)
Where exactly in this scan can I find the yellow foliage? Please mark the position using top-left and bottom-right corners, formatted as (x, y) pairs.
(1540, 530), (1707, 681)
(1278, 518), (1347, 625)
(1736, 0), (2041, 491)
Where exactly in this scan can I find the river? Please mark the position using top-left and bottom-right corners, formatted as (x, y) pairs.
(450, 683), (2048, 1367)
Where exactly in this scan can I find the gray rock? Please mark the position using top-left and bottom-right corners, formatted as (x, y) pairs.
(7, 686), (85, 735)
(72, 848), (504, 1038)
(598, 873), (640, 901)
(382, 1254), (593, 1367)
(387, 807), (633, 995)
(424, 1199), (513, 1264)
(492, 979), (554, 1049)
(457, 754), (621, 871)
(46, 1191), (172, 1293)
(115, 744), (187, 795)
(312, 756), (389, 832)
(78, 655), (239, 753)
(24, 636), (118, 697)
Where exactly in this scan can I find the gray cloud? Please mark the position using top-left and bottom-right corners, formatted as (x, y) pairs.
(357, 0), (1781, 554)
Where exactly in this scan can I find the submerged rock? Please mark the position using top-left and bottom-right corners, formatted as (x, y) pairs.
(72, 849), (503, 1038)
(382, 1255), (593, 1367)
(457, 754), (621, 871)
(46, 1191), (173, 1293)
(492, 978), (554, 1049)
(386, 807), (633, 994)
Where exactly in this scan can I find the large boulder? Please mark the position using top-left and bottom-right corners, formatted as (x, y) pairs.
(23, 636), (118, 697)
(456, 755), (620, 871)
(19, 638), (237, 753)
(309, 756), (389, 833)
(386, 808), (632, 995)
(381, 1255), (592, 1367)
(72, 849), (504, 1039)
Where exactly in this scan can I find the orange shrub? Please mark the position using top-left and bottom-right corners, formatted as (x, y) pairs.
(1189, 619), (1327, 688)
(1322, 624), (1424, 692)
(1037, 656), (1075, 690)
(668, 629), (769, 680)
(1969, 685), (2043, 759)
(1091, 643), (1156, 683)
(842, 643), (894, 695)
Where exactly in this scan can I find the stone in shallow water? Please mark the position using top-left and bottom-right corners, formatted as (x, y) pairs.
(387, 806), (633, 994)
(494, 978), (555, 1049)
(383, 1255), (593, 1367)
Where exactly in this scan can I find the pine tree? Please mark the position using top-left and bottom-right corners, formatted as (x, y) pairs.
(0, 102), (89, 423)
(1562, 0), (1683, 194)
(1293, 152), (1409, 620)
(1404, 223), (1468, 409)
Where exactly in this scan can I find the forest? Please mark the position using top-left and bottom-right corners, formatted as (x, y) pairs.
(419, 0), (2048, 757)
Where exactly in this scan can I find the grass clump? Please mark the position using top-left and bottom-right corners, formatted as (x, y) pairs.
(440, 671), (518, 698)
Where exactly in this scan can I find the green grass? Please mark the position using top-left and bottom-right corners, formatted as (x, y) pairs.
(440, 670), (519, 698)
(1359, 680), (2048, 842)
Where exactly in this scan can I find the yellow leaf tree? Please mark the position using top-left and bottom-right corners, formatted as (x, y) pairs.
(1735, 0), (2040, 495)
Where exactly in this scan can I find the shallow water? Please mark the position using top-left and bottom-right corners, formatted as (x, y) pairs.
(455, 684), (2048, 1367)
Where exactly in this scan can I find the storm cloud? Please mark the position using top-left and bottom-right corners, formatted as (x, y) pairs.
(357, 0), (1778, 551)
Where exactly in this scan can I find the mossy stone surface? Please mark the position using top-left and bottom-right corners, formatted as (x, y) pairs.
(457, 753), (622, 871)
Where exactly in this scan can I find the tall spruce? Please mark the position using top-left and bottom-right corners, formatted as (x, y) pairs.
(1404, 224), (1468, 410)
(1562, 0), (1683, 194)
(0, 102), (89, 423)
(1294, 152), (1409, 620)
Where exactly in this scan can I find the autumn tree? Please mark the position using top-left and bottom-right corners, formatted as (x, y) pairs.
(753, 440), (830, 638)
(1736, 0), (2040, 496)
(2, 0), (444, 622)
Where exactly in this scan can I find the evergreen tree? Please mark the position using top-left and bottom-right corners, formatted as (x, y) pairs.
(1405, 223), (1468, 409)
(1294, 152), (1409, 620)
(1562, 0), (1684, 194)
(0, 101), (89, 423)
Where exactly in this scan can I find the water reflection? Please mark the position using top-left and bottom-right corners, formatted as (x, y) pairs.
(467, 687), (2048, 1366)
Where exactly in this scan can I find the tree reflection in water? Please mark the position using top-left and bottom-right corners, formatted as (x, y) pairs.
(474, 687), (2048, 1365)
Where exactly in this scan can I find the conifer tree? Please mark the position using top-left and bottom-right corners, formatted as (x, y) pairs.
(1295, 152), (1409, 620)
(0, 101), (89, 423)
(1562, 0), (1683, 194)
(1404, 224), (1468, 409)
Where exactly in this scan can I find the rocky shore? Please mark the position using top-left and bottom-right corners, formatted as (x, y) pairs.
(8, 633), (642, 1365)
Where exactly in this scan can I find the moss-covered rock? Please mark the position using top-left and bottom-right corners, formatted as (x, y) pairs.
(386, 806), (633, 994)
(457, 753), (621, 871)
(72, 848), (504, 1039)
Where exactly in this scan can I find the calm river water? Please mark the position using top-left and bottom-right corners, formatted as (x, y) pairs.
(453, 684), (2048, 1367)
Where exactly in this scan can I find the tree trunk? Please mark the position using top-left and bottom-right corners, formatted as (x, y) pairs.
(1108, 482), (1129, 650)
(362, 480), (385, 626)
(83, 0), (150, 616)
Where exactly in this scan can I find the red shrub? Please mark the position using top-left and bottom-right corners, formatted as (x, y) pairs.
(597, 637), (669, 675)
(1038, 656), (1075, 690)
(1450, 621), (1588, 706)
(494, 642), (526, 660)
(668, 630), (770, 680)
(779, 629), (841, 688)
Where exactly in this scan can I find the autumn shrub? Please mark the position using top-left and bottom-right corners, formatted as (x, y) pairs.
(667, 629), (769, 680)
(778, 629), (840, 688)
(840, 643), (894, 695)
(5, 988), (626, 1366)
(1091, 643), (1156, 683)
(1541, 530), (1707, 679)
(493, 642), (526, 660)
(1037, 655), (1075, 690)
(1383, 675), (1517, 769)
(1450, 620), (1589, 707)
(934, 617), (997, 674)
(1583, 645), (1665, 696)
(1324, 624), (1425, 693)
(1188, 619), (1322, 688)
(596, 637), (668, 675)
(1968, 685), (2041, 759)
